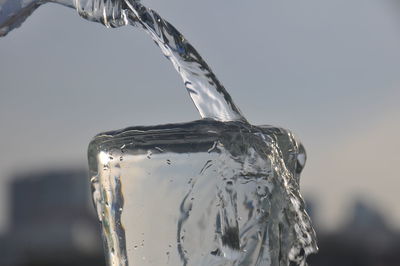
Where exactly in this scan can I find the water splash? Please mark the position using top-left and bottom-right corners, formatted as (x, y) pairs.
(1, 0), (318, 264)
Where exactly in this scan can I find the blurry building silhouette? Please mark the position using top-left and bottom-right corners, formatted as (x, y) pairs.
(0, 169), (105, 266)
(308, 200), (400, 266)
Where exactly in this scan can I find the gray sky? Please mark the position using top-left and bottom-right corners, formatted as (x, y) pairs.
(0, 0), (399, 232)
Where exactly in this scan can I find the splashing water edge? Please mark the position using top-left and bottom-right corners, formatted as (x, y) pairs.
(89, 120), (318, 266)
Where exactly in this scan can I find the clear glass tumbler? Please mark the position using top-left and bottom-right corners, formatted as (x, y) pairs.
(87, 119), (316, 266)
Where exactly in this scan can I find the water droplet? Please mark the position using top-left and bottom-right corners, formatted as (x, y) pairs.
(120, 144), (126, 153)
(225, 180), (234, 191)
(155, 146), (164, 152)
(208, 141), (218, 153)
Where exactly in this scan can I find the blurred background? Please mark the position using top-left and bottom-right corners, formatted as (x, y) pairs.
(0, 0), (399, 265)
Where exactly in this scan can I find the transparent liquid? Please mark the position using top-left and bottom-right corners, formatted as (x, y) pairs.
(88, 120), (317, 266)
(1, 0), (318, 264)
(1, 0), (244, 121)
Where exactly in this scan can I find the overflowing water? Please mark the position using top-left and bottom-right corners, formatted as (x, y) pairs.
(88, 120), (317, 266)
(1, 0), (318, 265)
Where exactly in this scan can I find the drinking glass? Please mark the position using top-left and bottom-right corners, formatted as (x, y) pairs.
(88, 119), (315, 266)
